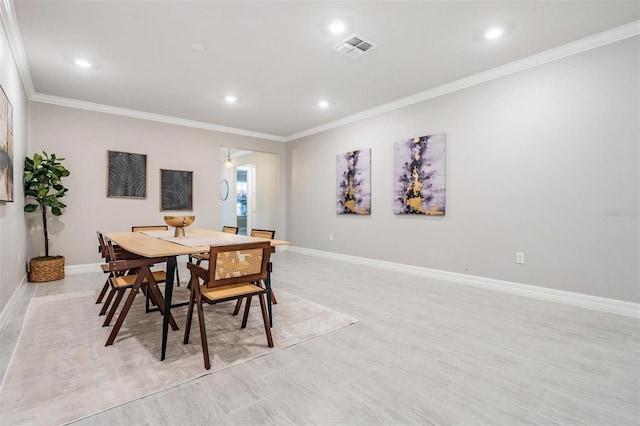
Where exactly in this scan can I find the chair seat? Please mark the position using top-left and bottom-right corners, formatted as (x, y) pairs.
(101, 263), (110, 273)
(200, 282), (266, 303)
(111, 271), (167, 288)
(191, 253), (208, 261)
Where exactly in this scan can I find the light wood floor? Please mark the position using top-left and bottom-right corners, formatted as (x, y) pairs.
(1, 251), (638, 425)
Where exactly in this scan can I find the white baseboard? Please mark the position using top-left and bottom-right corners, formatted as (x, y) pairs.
(65, 263), (104, 274)
(0, 272), (28, 334)
(286, 246), (640, 319)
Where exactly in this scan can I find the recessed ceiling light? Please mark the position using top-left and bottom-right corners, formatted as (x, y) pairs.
(329, 21), (345, 34)
(225, 95), (237, 103)
(191, 43), (205, 51)
(485, 27), (504, 40)
(318, 100), (329, 108)
(74, 58), (92, 68)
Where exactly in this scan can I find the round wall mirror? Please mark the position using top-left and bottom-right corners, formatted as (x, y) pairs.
(219, 179), (229, 201)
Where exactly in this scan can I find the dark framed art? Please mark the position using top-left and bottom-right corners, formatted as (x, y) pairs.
(0, 85), (14, 202)
(107, 151), (147, 198)
(161, 169), (193, 211)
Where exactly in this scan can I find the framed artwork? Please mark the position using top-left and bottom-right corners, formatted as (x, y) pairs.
(393, 133), (446, 215)
(161, 169), (193, 211)
(107, 151), (147, 198)
(336, 148), (371, 215)
(0, 85), (14, 202)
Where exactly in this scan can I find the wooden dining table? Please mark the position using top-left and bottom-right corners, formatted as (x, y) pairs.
(106, 228), (289, 361)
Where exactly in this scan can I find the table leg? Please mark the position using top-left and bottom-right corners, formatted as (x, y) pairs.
(161, 255), (177, 361)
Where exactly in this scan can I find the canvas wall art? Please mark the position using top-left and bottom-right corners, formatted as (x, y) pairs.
(161, 169), (193, 211)
(393, 134), (446, 215)
(107, 151), (147, 198)
(0, 85), (14, 202)
(336, 148), (371, 215)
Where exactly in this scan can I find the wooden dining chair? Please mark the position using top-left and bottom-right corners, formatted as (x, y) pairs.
(96, 231), (115, 304)
(103, 238), (179, 346)
(96, 231), (131, 309)
(131, 225), (169, 233)
(132, 225), (180, 286)
(222, 225), (239, 234)
(184, 241), (274, 370)
(233, 229), (278, 315)
(189, 225), (240, 265)
(100, 236), (166, 321)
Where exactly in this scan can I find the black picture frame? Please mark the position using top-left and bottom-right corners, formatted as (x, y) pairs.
(161, 169), (193, 211)
(107, 151), (147, 198)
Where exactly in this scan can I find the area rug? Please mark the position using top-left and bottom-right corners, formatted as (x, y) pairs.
(0, 287), (358, 425)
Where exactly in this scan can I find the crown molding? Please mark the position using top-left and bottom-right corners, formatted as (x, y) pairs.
(3, 0), (637, 143)
(284, 20), (640, 142)
(0, 0), (34, 96)
(30, 93), (286, 142)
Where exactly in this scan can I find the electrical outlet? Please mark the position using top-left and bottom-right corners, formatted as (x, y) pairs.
(329, 233), (334, 241)
(516, 252), (525, 264)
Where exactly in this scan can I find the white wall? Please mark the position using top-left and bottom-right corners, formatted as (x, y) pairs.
(0, 18), (28, 314)
(286, 37), (639, 303)
(28, 102), (286, 266)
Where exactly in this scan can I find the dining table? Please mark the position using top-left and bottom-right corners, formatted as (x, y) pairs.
(106, 228), (289, 361)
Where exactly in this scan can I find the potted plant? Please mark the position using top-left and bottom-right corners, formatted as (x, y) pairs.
(23, 151), (70, 282)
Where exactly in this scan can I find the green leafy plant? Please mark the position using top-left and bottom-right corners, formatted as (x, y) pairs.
(24, 151), (70, 258)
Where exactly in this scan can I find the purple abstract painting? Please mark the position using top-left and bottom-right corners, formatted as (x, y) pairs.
(336, 148), (371, 215)
(393, 134), (445, 215)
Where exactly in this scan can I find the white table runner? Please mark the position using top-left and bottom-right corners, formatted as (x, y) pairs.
(142, 230), (229, 247)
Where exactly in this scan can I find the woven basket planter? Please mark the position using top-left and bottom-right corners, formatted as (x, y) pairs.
(29, 256), (65, 282)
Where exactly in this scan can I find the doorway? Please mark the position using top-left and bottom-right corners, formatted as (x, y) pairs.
(235, 166), (254, 235)
(219, 148), (279, 235)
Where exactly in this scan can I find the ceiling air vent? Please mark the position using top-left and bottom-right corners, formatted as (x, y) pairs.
(332, 34), (377, 58)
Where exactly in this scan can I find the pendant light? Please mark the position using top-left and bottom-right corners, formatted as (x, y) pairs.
(223, 147), (234, 171)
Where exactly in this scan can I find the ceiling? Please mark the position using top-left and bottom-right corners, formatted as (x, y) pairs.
(7, 1), (640, 140)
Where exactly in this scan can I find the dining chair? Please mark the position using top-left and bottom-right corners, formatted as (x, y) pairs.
(96, 231), (115, 304)
(222, 225), (239, 234)
(233, 229), (278, 315)
(96, 231), (130, 310)
(132, 225), (180, 286)
(189, 225), (240, 265)
(103, 238), (179, 346)
(184, 241), (274, 370)
(249, 229), (275, 239)
(131, 225), (169, 232)
(100, 235), (166, 322)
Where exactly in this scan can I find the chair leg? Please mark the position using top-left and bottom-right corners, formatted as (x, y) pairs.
(241, 296), (252, 328)
(258, 293), (274, 347)
(103, 288), (125, 327)
(145, 271), (179, 331)
(270, 290), (278, 305)
(232, 299), (242, 316)
(195, 290), (210, 370)
(105, 286), (139, 346)
(99, 288), (116, 316)
(96, 280), (110, 304)
(183, 284), (196, 344)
